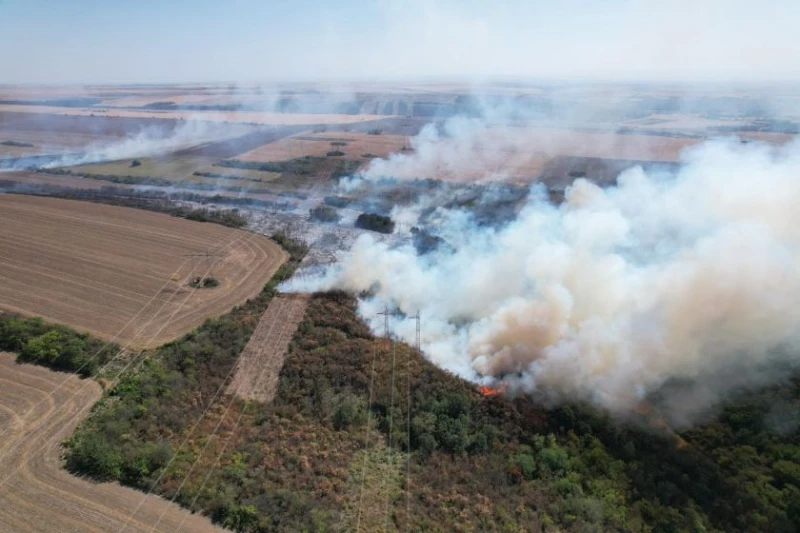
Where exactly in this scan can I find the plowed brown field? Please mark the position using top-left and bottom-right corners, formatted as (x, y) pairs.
(0, 352), (226, 532)
(0, 195), (286, 348)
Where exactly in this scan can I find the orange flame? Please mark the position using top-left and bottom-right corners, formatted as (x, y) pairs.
(478, 384), (506, 397)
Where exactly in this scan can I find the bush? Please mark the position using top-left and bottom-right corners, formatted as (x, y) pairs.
(130, 159), (142, 168)
(309, 204), (339, 223)
(355, 212), (395, 234)
(0, 315), (113, 377)
(1, 140), (35, 147)
(184, 208), (249, 228)
(411, 226), (445, 254)
(323, 196), (352, 208)
(190, 276), (219, 288)
(64, 433), (124, 480)
(512, 452), (537, 480)
(326, 150), (345, 157)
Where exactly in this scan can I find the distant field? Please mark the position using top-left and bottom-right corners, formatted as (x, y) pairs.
(0, 143), (38, 157)
(0, 170), (109, 190)
(0, 105), (388, 126)
(0, 352), (225, 532)
(0, 195), (287, 347)
(240, 127), (709, 184)
(238, 131), (409, 165)
(355, 126), (797, 183)
(68, 155), (282, 186)
(0, 130), (119, 155)
(70, 155), (217, 180)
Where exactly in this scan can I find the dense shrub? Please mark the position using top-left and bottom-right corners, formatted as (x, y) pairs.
(215, 157), (324, 175)
(183, 207), (249, 228)
(323, 195), (352, 208)
(0, 140), (35, 147)
(355, 212), (395, 234)
(308, 204), (339, 223)
(0, 315), (115, 377)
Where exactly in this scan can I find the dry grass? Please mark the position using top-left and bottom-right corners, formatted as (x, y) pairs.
(0, 170), (109, 190)
(238, 131), (409, 164)
(67, 155), (282, 188)
(0, 352), (225, 532)
(0, 195), (286, 348)
(227, 294), (309, 403)
(70, 155), (216, 181)
(0, 130), (120, 153)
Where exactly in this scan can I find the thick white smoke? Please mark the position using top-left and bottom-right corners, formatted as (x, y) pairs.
(286, 138), (800, 424)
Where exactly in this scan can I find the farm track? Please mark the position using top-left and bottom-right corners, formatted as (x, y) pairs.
(227, 294), (309, 403)
(0, 195), (287, 347)
(0, 353), (226, 533)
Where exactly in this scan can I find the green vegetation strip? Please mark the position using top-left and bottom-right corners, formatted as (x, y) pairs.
(0, 316), (116, 377)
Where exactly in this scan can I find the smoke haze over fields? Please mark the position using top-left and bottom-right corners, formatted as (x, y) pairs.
(286, 138), (800, 424)
(2, 0), (800, 427)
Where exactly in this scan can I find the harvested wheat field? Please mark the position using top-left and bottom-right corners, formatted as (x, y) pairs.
(0, 352), (226, 533)
(0, 195), (286, 348)
(227, 294), (309, 403)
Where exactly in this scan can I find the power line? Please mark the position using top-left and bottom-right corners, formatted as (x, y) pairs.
(355, 342), (379, 533)
(407, 310), (419, 531)
(182, 249), (223, 278)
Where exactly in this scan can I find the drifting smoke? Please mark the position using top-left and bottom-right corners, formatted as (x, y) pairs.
(286, 137), (800, 425)
(0, 120), (246, 172)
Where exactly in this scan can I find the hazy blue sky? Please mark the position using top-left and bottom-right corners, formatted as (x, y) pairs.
(2, 0), (800, 84)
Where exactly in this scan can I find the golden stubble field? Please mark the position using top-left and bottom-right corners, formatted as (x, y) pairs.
(0, 195), (286, 348)
(0, 352), (225, 532)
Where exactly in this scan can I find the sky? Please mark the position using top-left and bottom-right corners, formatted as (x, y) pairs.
(2, 0), (800, 84)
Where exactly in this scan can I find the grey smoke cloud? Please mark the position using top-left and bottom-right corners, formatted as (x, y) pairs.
(285, 138), (800, 424)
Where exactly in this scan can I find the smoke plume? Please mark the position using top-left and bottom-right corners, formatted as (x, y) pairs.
(286, 137), (800, 424)
(19, 120), (248, 170)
